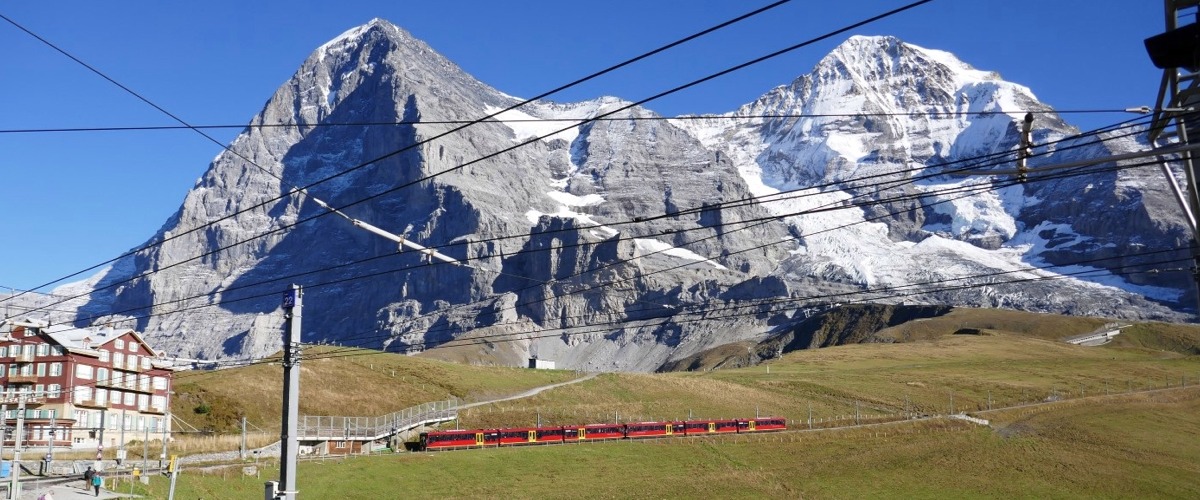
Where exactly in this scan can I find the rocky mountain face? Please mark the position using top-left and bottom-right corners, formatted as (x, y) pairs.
(63, 22), (1191, 371)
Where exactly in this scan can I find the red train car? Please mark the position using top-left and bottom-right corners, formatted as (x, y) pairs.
(564, 423), (625, 441)
(420, 429), (500, 450)
(737, 417), (787, 432)
(497, 426), (567, 446)
(625, 421), (685, 439)
(683, 419), (740, 436)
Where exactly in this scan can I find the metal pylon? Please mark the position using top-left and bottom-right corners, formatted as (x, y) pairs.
(1148, 0), (1200, 313)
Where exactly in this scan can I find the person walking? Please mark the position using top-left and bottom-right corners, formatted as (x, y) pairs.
(91, 471), (103, 497)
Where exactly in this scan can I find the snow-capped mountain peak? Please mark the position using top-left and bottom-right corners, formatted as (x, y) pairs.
(61, 25), (1189, 371)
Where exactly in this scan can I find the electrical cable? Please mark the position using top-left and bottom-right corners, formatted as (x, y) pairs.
(0, 0), (796, 299)
(20, 102), (1154, 324)
(10, 0), (940, 319)
(194, 158), (1172, 360)
(65, 141), (1157, 328)
(0, 108), (1141, 135)
(175, 247), (1193, 373)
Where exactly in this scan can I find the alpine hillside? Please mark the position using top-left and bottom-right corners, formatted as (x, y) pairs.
(53, 21), (1189, 371)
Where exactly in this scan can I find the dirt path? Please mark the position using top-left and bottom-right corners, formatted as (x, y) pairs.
(457, 372), (599, 410)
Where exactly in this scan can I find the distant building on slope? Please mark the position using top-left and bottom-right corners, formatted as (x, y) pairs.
(528, 357), (555, 370)
(0, 318), (175, 450)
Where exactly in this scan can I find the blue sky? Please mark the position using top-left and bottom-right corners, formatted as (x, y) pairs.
(0, 0), (1164, 292)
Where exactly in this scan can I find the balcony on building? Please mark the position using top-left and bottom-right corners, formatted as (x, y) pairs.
(75, 399), (111, 409)
(6, 374), (38, 384)
(0, 395), (44, 405)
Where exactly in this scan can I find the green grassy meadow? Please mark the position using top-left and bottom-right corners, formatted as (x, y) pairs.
(127, 388), (1200, 499)
(137, 309), (1200, 498)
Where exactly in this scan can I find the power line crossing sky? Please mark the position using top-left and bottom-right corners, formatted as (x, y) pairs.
(0, 0), (1165, 292)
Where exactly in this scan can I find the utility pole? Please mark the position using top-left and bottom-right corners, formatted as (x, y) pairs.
(118, 408), (127, 467)
(240, 416), (247, 461)
(143, 424), (149, 474)
(0, 403), (7, 464)
(160, 412), (170, 469)
(98, 411), (106, 460)
(8, 397), (25, 500)
(277, 285), (302, 500)
(47, 413), (56, 473)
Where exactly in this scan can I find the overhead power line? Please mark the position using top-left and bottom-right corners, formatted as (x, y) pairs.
(9, 0), (937, 319)
(30, 114), (1161, 328)
(291, 159), (1171, 355)
(178, 247), (1192, 373)
(0, 108), (1138, 135)
(0, 0), (796, 298)
(75, 156), (1166, 346)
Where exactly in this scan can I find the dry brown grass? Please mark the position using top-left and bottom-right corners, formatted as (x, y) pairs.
(171, 346), (579, 433)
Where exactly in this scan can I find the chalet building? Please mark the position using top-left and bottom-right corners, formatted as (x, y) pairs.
(0, 318), (175, 450)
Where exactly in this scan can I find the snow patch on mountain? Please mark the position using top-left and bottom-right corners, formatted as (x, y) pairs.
(916, 179), (1022, 240)
(634, 239), (728, 270)
(546, 191), (605, 207)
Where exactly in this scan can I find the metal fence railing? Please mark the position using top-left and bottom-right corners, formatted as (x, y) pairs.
(299, 398), (458, 440)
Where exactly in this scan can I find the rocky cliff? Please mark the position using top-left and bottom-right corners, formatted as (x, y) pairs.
(62, 23), (1189, 371)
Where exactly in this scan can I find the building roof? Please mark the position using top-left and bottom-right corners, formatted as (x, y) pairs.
(2, 317), (160, 357)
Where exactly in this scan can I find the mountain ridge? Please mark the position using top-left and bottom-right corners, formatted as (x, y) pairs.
(57, 20), (1190, 371)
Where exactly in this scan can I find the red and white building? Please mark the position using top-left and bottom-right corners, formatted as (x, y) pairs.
(0, 318), (175, 449)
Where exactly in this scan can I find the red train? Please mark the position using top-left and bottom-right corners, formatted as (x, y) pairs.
(419, 417), (786, 451)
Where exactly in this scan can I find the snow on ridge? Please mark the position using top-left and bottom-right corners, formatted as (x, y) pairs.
(485, 105), (580, 144)
(634, 238), (728, 270)
(547, 191), (605, 207)
(485, 97), (636, 145)
(524, 209), (619, 239)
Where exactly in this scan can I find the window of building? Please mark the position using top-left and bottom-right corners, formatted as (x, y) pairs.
(96, 389), (107, 405)
(97, 368), (108, 383)
(98, 350), (109, 362)
(151, 395), (166, 409)
(138, 375), (149, 391)
(7, 364), (15, 375)
(48, 384), (61, 398)
(49, 362), (61, 376)
(123, 392), (135, 406)
(141, 357), (152, 370)
(20, 364), (32, 376)
(0, 346), (7, 357)
(23, 345), (34, 357)
(36, 363), (45, 376)
(128, 342), (137, 353)
(137, 394), (148, 411)
(126, 355), (137, 371)
(112, 352), (124, 368)
(74, 386), (92, 403)
(0, 365), (6, 377)
(50, 345), (63, 356)
(36, 344), (48, 356)
(75, 365), (93, 380)
(152, 376), (166, 390)
(114, 339), (124, 350)
(335, 441), (347, 449)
